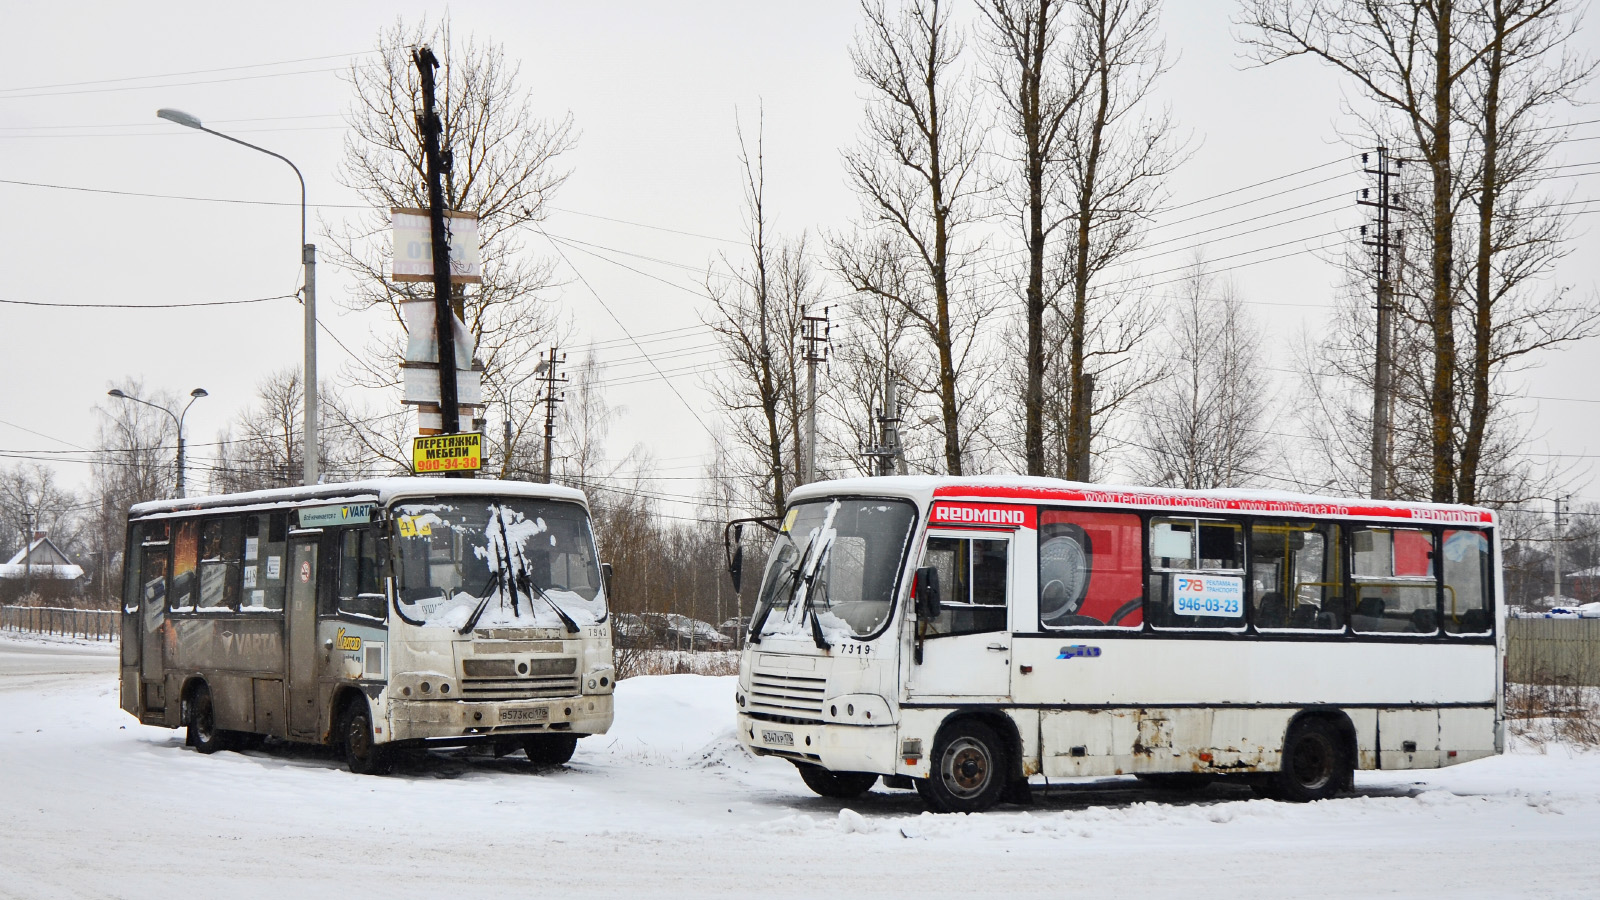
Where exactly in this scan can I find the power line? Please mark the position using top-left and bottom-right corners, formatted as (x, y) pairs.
(0, 65), (357, 101)
(0, 294), (295, 310)
(533, 224), (717, 439)
(0, 51), (370, 94)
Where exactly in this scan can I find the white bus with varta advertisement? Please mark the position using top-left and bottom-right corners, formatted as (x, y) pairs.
(728, 476), (1501, 812)
(119, 478), (616, 772)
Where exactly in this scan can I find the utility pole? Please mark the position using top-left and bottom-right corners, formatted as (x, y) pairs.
(801, 307), (831, 484)
(414, 47), (462, 449)
(502, 401), (514, 480)
(862, 372), (901, 476)
(1360, 147), (1404, 500)
(538, 347), (567, 484)
(1554, 496), (1569, 605)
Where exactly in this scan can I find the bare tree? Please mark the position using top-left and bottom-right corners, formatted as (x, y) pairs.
(1238, 0), (1591, 503)
(706, 115), (815, 514)
(327, 16), (577, 436)
(1244, 0), (1596, 504)
(210, 370), (395, 493)
(1132, 263), (1271, 488)
(834, 0), (992, 475)
(1455, 0), (1597, 504)
(980, 0), (1088, 475)
(1045, 0), (1183, 480)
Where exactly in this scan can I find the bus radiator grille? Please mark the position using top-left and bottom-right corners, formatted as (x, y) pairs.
(460, 675), (580, 700)
(748, 670), (826, 721)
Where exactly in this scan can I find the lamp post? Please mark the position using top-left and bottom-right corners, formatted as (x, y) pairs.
(108, 388), (208, 499)
(156, 107), (318, 486)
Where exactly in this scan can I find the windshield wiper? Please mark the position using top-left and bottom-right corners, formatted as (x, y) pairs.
(513, 546), (580, 634)
(799, 538), (834, 651)
(457, 568), (505, 635)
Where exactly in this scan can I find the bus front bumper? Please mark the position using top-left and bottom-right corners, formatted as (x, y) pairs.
(388, 694), (613, 743)
(736, 712), (899, 775)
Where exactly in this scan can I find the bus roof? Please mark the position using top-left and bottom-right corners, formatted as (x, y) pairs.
(785, 475), (1495, 525)
(128, 477), (589, 519)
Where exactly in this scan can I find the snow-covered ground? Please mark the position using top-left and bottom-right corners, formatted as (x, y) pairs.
(3, 634), (1599, 899)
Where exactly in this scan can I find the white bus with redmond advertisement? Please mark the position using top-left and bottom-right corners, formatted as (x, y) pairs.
(728, 476), (1501, 812)
(119, 478), (615, 772)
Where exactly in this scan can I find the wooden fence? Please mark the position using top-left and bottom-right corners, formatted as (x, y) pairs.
(0, 605), (119, 642)
(1507, 617), (1600, 687)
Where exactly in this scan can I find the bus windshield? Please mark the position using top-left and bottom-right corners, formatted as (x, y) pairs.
(392, 497), (605, 630)
(754, 498), (917, 640)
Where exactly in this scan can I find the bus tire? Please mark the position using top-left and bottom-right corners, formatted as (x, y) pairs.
(341, 699), (391, 775)
(916, 720), (1009, 813)
(186, 683), (233, 754)
(524, 734), (579, 768)
(1273, 718), (1348, 802)
(795, 763), (877, 799)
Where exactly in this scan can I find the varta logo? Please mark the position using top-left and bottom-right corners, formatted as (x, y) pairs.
(1057, 644), (1101, 660)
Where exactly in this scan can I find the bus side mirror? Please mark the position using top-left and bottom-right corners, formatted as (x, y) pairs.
(728, 523), (745, 593)
(913, 566), (941, 621)
(601, 562), (613, 596)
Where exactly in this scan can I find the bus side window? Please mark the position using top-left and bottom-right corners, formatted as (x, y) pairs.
(170, 519), (198, 613)
(1148, 518), (1246, 631)
(1038, 509), (1143, 629)
(1442, 529), (1492, 635)
(337, 527), (386, 622)
(197, 516), (242, 610)
(923, 536), (1008, 637)
(1249, 521), (1344, 632)
(1350, 527), (1439, 635)
(240, 513), (286, 612)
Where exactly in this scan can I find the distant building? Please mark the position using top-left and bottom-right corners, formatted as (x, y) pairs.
(0, 533), (85, 587)
(1566, 565), (1600, 603)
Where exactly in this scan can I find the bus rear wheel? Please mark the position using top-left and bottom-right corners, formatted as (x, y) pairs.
(795, 763), (877, 799)
(341, 700), (391, 775)
(916, 721), (1009, 813)
(1272, 718), (1349, 802)
(186, 684), (233, 755)
(524, 734), (579, 768)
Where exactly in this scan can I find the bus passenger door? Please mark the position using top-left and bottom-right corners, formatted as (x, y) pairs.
(907, 532), (1013, 700)
(137, 541), (171, 719)
(286, 536), (322, 740)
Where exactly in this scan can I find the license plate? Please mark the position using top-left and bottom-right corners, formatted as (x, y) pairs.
(762, 730), (794, 746)
(499, 707), (550, 723)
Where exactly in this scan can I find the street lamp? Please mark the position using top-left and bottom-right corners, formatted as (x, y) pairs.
(156, 106), (319, 486)
(108, 388), (208, 499)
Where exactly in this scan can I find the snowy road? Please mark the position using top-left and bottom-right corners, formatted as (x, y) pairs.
(2, 635), (1597, 899)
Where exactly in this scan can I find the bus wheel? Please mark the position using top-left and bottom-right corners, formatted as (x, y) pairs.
(917, 721), (1008, 813)
(524, 734), (579, 767)
(795, 763), (877, 799)
(186, 684), (232, 754)
(341, 700), (391, 775)
(1273, 719), (1348, 802)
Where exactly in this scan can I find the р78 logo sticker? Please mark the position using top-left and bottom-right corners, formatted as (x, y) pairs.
(1172, 575), (1244, 618)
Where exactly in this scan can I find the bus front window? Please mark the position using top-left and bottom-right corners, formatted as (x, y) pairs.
(753, 498), (917, 640)
(392, 498), (605, 630)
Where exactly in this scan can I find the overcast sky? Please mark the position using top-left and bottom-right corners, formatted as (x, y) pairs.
(4, 1), (1598, 518)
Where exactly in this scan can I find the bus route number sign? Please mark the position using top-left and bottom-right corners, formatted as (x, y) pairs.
(1172, 575), (1244, 618)
(412, 432), (483, 474)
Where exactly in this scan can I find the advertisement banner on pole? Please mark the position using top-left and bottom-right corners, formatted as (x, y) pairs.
(411, 432), (483, 474)
(391, 208), (482, 283)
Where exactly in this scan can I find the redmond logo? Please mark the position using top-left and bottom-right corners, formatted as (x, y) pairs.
(932, 504), (1027, 527)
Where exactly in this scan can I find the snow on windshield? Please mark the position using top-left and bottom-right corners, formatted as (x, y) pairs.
(393, 498), (605, 630)
(755, 498), (917, 641)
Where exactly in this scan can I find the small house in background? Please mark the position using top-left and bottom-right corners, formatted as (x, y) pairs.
(1565, 565), (1600, 603)
(0, 533), (84, 600)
